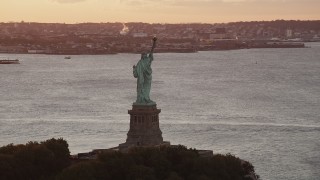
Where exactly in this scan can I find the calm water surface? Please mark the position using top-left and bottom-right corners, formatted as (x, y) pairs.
(1, 43), (320, 180)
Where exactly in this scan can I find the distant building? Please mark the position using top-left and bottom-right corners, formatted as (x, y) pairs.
(154, 26), (166, 31)
(132, 32), (148, 38)
(209, 27), (227, 39)
(215, 28), (226, 34)
(86, 43), (94, 48)
(210, 33), (226, 39)
(28, 49), (45, 54)
(286, 29), (293, 38)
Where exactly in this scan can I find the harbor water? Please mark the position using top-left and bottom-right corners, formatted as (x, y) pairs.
(1, 43), (320, 179)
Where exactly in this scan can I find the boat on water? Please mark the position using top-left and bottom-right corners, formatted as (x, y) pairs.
(0, 59), (20, 64)
(64, 56), (71, 59)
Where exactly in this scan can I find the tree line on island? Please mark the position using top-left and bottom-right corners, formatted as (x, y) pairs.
(0, 138), (259, 180)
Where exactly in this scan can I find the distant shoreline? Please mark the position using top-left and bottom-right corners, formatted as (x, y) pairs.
(1, 20), (318, 56)
(0, 41), (307, 56)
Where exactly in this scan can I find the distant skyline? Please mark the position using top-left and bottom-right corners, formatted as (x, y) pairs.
(1, 0), (319, 23)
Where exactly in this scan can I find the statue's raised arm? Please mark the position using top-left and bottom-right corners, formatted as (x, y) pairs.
(133, 37), (158, 105)
(149, 37), (157, 59)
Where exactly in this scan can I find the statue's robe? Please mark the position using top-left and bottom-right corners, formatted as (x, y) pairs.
(133, 53), (154, 104)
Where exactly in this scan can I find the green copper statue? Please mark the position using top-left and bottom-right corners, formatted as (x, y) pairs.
(133, 37), (157, 105)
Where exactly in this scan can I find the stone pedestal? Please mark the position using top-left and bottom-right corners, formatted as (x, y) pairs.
(119, 104), (164, 150)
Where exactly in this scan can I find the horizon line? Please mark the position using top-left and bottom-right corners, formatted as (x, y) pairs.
(1, 19), (320, 25)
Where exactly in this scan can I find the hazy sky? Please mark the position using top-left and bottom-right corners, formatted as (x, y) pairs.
(1, 0), (319, 23)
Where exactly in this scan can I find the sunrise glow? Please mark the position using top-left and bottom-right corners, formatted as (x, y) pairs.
(1, 0), (319, 23)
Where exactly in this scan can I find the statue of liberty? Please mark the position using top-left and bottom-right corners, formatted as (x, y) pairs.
(133, 37), (157, 105)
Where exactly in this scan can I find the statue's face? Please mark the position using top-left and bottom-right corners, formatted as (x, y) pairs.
(141, 53), (147, 59)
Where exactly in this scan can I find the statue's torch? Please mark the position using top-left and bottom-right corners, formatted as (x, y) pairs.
(151, 36), (157, 53)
